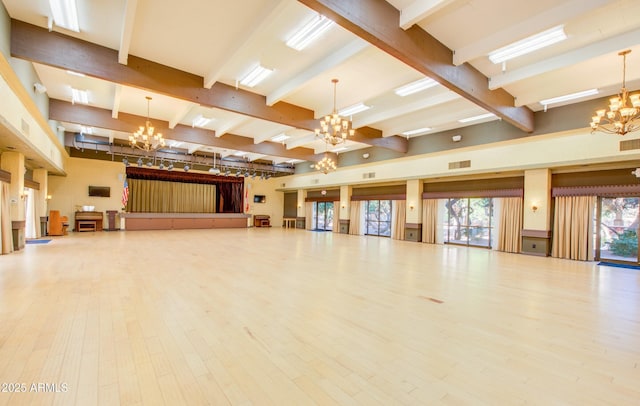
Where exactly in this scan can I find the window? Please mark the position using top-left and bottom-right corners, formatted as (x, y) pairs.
(443, 198), (493, 248)
(365, 200), (392, 237)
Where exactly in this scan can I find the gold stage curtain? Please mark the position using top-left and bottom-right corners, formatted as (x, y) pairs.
(422, 199), (439, 244)
(333, 201), (340, 233)
(0, 182), (13, 254)
(349, 201), (363, 235)
(128, 178), (216, 213)
(552, 195), (596, 261)
(391, 200), (406, 240)
(305, 202), (313, 230)
(496, 197), (523, 253)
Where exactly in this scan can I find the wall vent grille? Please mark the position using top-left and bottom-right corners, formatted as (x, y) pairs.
(620, 138), (640, 151)
(449, 160), (471, 170)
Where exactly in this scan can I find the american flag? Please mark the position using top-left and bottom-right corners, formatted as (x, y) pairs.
(121, 179), (129, 208)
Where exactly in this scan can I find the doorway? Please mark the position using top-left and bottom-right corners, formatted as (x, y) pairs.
(312, 202), (334, 231)
(596, 197), (639, 264)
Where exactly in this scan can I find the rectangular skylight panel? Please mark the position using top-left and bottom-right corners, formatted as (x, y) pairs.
(402, 127), (431, 136)
(286, 15), (334, 51)
(271, 134), (290, 143)
(539, 89), (598, 106)
(71, 88), (89, 104)
(394, 77), (438, 97)
(240, 65), (274, 88)
(338, 103), (370, 116)
(192, 115), (212, 128)
(458, 113), (496, 123)
(49, 0), (80, 32)
(488, 25), (566, 64)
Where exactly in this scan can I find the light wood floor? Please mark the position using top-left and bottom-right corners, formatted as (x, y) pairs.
(0, 228), (639, 405)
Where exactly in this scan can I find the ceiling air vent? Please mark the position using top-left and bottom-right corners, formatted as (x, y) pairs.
(311, 179), (320, 184)
(362, 172), (376, 179)
(620, 138), (640, 151)
(449, 160), (471, 170)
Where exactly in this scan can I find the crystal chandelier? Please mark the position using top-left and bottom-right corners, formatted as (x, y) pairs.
(315, 152), (337, 174)
(129, 96), (166, 151)
(590, 50), (640, 135)
(315, 79), (355, 145)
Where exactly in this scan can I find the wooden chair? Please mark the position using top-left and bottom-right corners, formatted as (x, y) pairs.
(48, 210), (69, 236)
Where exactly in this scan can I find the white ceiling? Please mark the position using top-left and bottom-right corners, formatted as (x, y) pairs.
(3, 0), (640, 165)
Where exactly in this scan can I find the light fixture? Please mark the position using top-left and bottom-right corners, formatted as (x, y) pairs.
(402, 127), (431, 136)
(192, 115), (212, 128)
(240, 65), (273, 88)
(49, 0), (80, 32)
(458, 113), (496, 123)
(315, 153), (337, 174)
(167, 162), (174, 171)
(338, 102), (370, 116)
(129, 96), (166, 152)
(315, 79), (356, 145)
(122, 157), (129, 166)
(271, 133), (290, 143)
(137, 157), (143, 166)
(183, 164), (190, 172)
(452, 134), (462, 142)
(394, 77), (438, 97)
(286, 14), (334, 51)
(590, 50), (640, 136)
(540, 89), (599, 107)
(33, 83), (47, 94)
(71, 88), (89, 104)
(488, 25), (566, 64)
(532, 205), (538, 213)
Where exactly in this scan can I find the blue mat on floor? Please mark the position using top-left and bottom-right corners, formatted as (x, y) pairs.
(25, 239), (51, 245)
(310, 229), (330, 232)
(598, 262), (640, 270)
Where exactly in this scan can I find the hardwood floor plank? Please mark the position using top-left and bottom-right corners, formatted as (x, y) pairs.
(0, 228), (638, 405)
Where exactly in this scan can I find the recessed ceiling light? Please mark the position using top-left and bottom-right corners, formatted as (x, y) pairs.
(49, 0), (80, 32)
(402, 127), (431, 136)
(286, 14), (334, 51)
(192, 115), (212, 128)
(338, 102), (370, 116)
(271, 134), (289, 143)
(71, 88), (89, 104)
(458, 113), (496, 123)
(488, 25), (567, 64)
(539, 89), (598, 106)
(394, 77), (438, 97)
(240, 65), (273, 88)
(66, 70), (85, 77)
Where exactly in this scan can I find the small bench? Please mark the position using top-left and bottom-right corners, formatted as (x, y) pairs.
(77, 220), (97, 232)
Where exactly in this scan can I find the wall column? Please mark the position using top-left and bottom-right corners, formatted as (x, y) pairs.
(1, 152), (26, 249)
(405, 179), (423, 242)
(296, 189), (307, 229)
(338, 185), (351, 234)
(32, 168), (48, 238)
(522, 168), (552, 256)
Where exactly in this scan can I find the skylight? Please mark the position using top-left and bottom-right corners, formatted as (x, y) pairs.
(338, 102), (370, 116)
(488, 25), (567, 64)
(240, 65), (274, 88)
(286, 15), (334, 51)
(539, 89), (598, 107)
(394, 78), (438, 97)
(49, 0), (80, 32)
(71, 88), (89, 104)
(402, 127), (431, 136)
(458, 113), (496, 123)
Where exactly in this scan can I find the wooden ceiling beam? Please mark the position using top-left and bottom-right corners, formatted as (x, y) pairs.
(298, 0), (535, 133)
(49, 100), (323, 162)
(11, 20), (317, 130)
(11, 19), (407, 152)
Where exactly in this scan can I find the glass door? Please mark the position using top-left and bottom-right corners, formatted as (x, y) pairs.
(596, 197), (639, 264)
(313, 202), (334, 231)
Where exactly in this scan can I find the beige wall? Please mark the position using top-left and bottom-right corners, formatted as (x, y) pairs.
(243, 177), (284, 227)
(523, 168), (552, 231)
(48, 158), (125, 223)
